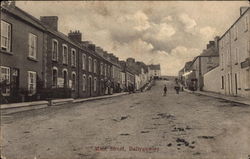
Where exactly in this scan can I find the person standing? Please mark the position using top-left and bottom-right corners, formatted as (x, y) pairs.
(163, 84), (167, 96)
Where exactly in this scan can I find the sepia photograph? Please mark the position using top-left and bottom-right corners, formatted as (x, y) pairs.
(0, 0), (250, 159)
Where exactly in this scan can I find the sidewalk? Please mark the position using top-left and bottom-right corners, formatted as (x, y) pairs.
(184, 89), (250, 106)
(1, 92), (129, 115)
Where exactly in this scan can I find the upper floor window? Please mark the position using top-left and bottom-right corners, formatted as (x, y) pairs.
(28, 33), (37, 59)
(100, 62), (103, 75)
(62, 44), (68, 64)
(233, 26), (238, 41)
(1, 20), (11, 52)
(245, 15), (249, 32)
(235, 47), (239, 64)
(82, 53), (86, 70)
(71, 49), (76, 67)
(104, 64), (107, 76)
(52, 39), (58, 61)
(28, 71), (36, 95)
(0, 66), (10, 96)
(94, 59), (97, 73)
(88, 57), (92, 72)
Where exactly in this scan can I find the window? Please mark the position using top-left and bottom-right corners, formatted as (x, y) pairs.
(234, 26), (238, 40)
(72, 72), (76, 91)
(28, 71), (36, 95)
(88, 57), (92, 72)
(82, 54), (86, 70)
(235, 47), (239, 64)
(62, 44), (68, 64)
(28, 33), (37, 59)
(52, 67), (58, 88)
(1, 20), (11, 52)
(104, 64), (107, 76)
(248, 40), (250, 56)
(94, 59), (97, 73)
(52, 39), (58, 61)
(100, 62), (103, 75)
(82, 74), (86, 91)
(94, 77), (97, 92)
(246, 69), (250, 89)
(62, 69), (68, 88)
(245, 15), (249, 32)
(221, 53), (224, 68)
(221, 76), (224, 89)
(71, 49), (76, 67)
(0, 66), (10, 96)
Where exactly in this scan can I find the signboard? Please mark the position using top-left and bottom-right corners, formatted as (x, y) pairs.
(57, 78), (64, 88)
(241, 59), (250, 69)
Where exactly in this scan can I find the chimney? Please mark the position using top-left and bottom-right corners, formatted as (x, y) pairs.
(240, 7), (249, 15)
(68, 30), (82, 43)
(88, 44), (96, 51)
(40, 16), (58, 31)
(214, 36), (220, 51)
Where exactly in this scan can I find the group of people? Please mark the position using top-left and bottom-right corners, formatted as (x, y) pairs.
(163, 79), (182, 96)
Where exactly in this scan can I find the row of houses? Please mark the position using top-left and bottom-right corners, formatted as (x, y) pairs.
(179, 6), (250, 98)
(0, 2), (161, 103)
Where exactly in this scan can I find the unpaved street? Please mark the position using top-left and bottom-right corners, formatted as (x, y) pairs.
(1, 80), (250, 159)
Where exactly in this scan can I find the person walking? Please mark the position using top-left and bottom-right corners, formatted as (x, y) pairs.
(163, 84), (167, 96)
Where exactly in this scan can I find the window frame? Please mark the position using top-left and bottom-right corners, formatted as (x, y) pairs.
(28, 33), (38, 59)
(71, 48), (76, 67)
(88, 57), (92, 72)
(82, 53), (86, 70)
(1, 20), (11, 52)
(52, 39), (59, 61)
(0, 66), (11, 96)
(94, 77), (97, 92)
(52, 67), (58, 88)
(62, 44), (68, 65)
(82, 74), (86, 91)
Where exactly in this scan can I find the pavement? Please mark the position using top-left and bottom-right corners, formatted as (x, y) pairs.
(1, 80), (250, 159)
(184, 89), (250, 106)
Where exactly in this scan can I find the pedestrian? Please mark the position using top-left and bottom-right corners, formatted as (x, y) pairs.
(174, 84), (180, 94)
(163, 84), (167, 96)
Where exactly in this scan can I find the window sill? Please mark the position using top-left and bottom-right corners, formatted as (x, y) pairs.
(235, 62), (238, 65)
(63, 63), (68, 66)
(245, 88), (250, 91)
(27, 57), (38, 62)
(71, 65), (76, 68)
(234, 38), (237, 41)
(1, 49), (13, 55)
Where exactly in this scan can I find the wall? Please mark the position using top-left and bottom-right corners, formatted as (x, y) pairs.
(1, 10), (45, 92)
(203, 67), (221, 93)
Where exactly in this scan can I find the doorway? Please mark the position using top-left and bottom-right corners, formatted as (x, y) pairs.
(89, 76), (92, 97)
(235, 73), (238, 95)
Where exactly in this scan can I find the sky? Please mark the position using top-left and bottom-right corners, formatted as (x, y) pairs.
(16, 1), (249, 76)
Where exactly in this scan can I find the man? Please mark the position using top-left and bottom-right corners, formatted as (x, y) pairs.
(163, 84), (167, 96)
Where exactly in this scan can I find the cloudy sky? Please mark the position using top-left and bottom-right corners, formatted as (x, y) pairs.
(17, 1), (248, 75)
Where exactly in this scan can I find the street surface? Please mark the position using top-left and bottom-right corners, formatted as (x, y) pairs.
(1, 80), (250, 159)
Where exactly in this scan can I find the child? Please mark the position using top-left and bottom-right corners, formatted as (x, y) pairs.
(163, 84), (167, 96)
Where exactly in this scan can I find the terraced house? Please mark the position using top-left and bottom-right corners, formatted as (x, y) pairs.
(219, 7), (250, 97)
(0, 2), (46, 103)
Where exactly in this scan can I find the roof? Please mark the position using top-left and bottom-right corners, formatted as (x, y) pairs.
(1, 5), (45, 31)
(220, 7), (249, 40)
(148, 64), (161, 70)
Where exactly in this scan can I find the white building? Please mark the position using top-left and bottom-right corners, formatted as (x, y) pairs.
(148, 64), (161, 79)
(208, 7), (250, 97)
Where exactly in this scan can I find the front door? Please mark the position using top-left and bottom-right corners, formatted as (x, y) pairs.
(235, 73), (238, 95)
(89, 77), (92, 97)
